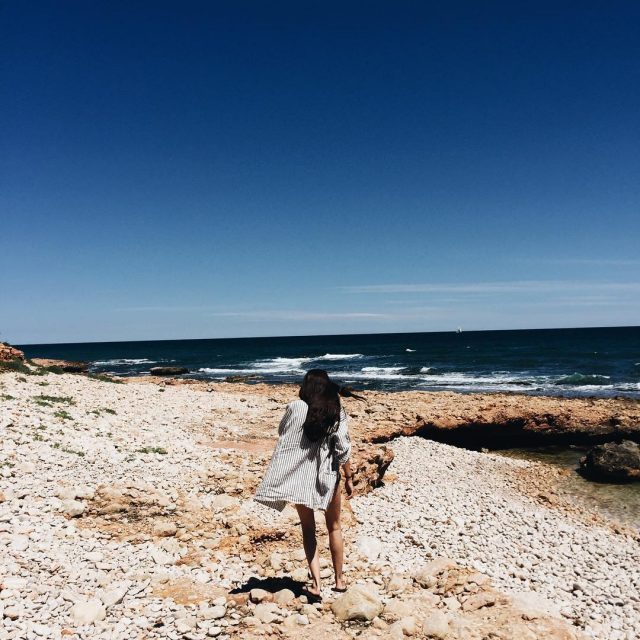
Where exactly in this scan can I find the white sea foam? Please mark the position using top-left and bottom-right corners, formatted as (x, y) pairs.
(405, 348), (416, 352)
(93, 358), (157, 365)
(313, 353), (363, 360)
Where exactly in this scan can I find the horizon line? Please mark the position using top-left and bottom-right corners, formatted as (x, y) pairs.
(13, 323), (640, 347)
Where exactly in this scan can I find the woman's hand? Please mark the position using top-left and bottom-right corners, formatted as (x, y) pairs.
(344, 476), (354, 499)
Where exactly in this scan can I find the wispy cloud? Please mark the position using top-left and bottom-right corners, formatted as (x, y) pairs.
(340, 280), (640, 295)
(209, 311), (389, 321)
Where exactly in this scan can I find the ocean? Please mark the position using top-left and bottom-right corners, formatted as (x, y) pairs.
(19, 326), (640, 398)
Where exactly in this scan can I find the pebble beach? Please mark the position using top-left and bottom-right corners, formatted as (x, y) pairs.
(1, 368), (638, 639)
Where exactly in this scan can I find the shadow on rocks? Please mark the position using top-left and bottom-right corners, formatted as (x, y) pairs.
(229, 576), (307, 597)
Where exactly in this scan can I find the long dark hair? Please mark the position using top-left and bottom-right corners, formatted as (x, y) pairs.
(299, 369), (364, 442)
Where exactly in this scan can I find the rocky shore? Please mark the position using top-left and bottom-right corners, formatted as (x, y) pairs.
(1, 366), (639, 639)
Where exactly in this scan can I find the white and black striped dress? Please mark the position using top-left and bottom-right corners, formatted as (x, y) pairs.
(254, 399), (351, 512)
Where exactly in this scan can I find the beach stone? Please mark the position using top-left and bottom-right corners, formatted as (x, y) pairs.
(383, 598), (416, 622)
(70, 599), (106, 624)
(273, 589), (295, 605)
(291, 568), (308, 582)
(62, 500), (85, 518)
(153, 521), (178, 537)
(357, 535), (383, 561)
(100, 584), (129, 607)
(254, 603), (278, 623)
(201, 605), (226, 620)
(269, 552), (283, 570)
(462, 591), (496, 611)
(387, 574), (411, 593)
(414, 558), (456, 588)
(422, 610), (451, 638)
(10, 535), (29, 552)
(389, 616), (417, 638)
(249, 588), (271, 603)
(510, 591), (561, 620)
(331, 584), (383, 622)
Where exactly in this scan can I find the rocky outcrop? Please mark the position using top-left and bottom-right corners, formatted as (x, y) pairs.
(150, 366), (189, 376)
(208, 381), (640, 449)
(31, 358), (88, 373)
(580, 440), (640, 482)
(351, 445), (394, 494)
(0, 342), (25, 362)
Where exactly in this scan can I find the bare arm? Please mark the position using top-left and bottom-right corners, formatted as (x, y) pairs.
(342, 460), (354, 499)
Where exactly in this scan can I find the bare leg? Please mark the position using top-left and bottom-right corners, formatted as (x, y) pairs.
(295, 504), (321, 595)
(324, 480), (345, 590)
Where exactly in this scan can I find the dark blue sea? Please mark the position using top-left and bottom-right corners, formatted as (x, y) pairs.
(19, 326), (640, 398)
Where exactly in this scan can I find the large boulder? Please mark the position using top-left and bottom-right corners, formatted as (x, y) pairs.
(150, 366), (189, 376)
(580, 440), (640, 482)
(331, 584), (383, 621)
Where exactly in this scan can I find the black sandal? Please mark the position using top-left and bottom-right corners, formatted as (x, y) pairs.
(332, 586), (348, 593)
(302, 588), (322, 603)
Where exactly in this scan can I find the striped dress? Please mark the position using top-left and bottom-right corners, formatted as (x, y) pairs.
(254, 399), (351, 512)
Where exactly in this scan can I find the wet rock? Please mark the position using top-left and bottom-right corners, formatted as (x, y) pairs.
(331, 584), (383, 622)
(150, 366), (189, 376)
(580, 440), (640, 482)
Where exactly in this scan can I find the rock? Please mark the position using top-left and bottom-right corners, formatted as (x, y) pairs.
(383, 598), (416, 622)
(100, 584), (129, 607)
(30, 357), (87, 372)
(0, 343), (25, 362)
(201, 605), (226, 620)
(389, 617), (417, 637)
(461, 591), (496, 611)
(32, 623), (51, 636)
(351, 445), (395, 494)
(273, 589), (295, 605)
(387, 574), (411, 593)
(4, 606), (20, 620)
(62, 500), (85, 518)
(509, 591), (561, 620)
(210, 494), (239, 512)
(10, 535), (29, 552)
(580, 440), (640, 482)
(224, 374), (262, 383)
(70, 599), (106, 624)
(153, 521), (178, 537)
(331, 584), (383, 622)
(414, 558), (456, 588)
(249, 588), (272, 603)
(150, 366), (189, 376)
(86, 551), (104, 562)
(254, 602), (278, 623)
(269, 552), (283, 570)
(357, 535), (383, 561)
(422, 610), (451, 638)
(291, 568), (308, 582)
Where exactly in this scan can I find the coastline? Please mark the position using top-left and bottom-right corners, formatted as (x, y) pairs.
(1, 369), (638, 639)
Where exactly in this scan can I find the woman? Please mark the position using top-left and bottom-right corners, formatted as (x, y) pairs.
(254, 369), (363, 600)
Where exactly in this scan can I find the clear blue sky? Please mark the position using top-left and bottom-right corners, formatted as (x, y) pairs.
(2, 1), (639, 344)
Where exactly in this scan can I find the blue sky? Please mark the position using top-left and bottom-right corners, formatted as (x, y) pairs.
(1, 1), (639, 344)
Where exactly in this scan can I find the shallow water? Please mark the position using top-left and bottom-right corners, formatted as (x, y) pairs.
(498, 446), (640, 529)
